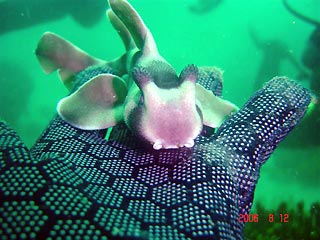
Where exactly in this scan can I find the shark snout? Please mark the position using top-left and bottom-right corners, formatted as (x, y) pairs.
(153, 139), (195, 150)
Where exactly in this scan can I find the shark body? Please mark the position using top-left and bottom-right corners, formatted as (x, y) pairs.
(35, 0), (237, 150)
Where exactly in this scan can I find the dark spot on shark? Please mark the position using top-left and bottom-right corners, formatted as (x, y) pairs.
(145, 60), (181, 89)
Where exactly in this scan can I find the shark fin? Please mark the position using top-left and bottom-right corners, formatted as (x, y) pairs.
(35, 32), (104, 86)
(57, 73), (127, 130)
(109, 0), (158, 55)
(196, 84), (239, 128)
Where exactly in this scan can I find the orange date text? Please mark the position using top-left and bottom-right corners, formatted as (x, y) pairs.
(238, 213), (289, 223)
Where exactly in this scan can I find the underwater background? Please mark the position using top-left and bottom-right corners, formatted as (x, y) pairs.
(0, 0), (319, 238)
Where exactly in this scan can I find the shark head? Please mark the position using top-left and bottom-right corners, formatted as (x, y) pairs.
(125, 64), (203, 150)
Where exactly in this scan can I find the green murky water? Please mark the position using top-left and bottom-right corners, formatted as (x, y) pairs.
(1, 0), (319, 237)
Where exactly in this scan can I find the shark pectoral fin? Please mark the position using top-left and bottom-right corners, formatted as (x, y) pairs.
(57, 73), (128, 130)
(35, 32), (104, 84)
(196, 84), (239, 128)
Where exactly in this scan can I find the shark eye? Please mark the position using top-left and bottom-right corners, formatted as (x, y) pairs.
(138, 95), (144, 106)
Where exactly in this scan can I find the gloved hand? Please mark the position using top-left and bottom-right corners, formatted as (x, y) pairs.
(0, 0), (311, 239)
(0, 75), (310, 239)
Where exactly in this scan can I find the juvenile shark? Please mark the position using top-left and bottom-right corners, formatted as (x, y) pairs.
(35, 0), (238, 150)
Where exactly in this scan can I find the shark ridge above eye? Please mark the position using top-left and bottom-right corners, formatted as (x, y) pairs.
(35, 0), (238, 150)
